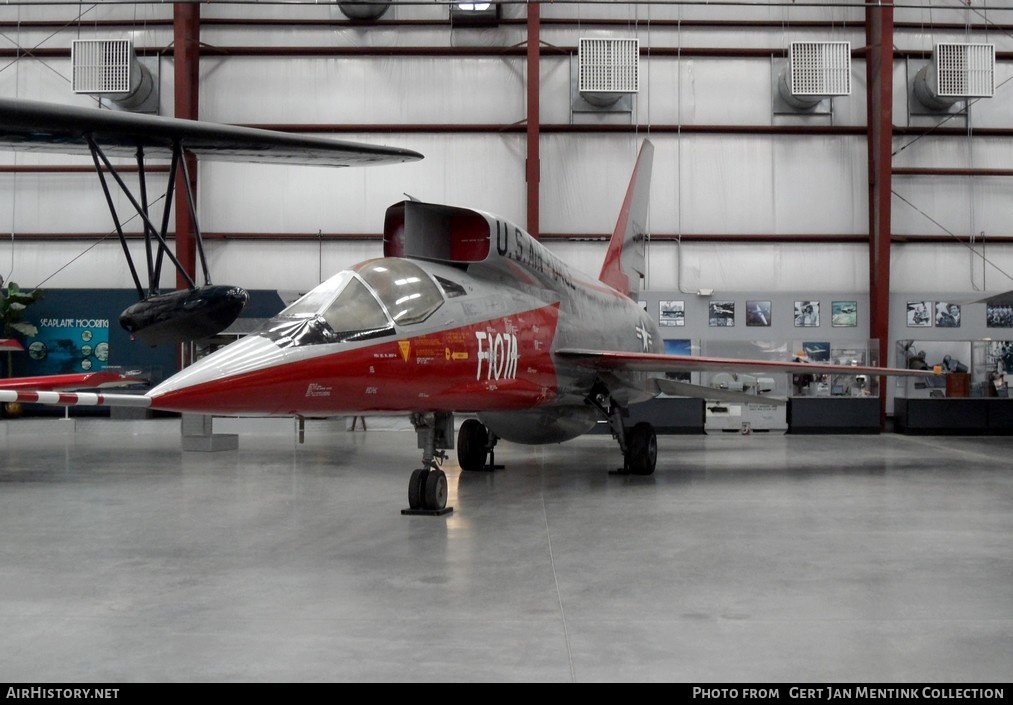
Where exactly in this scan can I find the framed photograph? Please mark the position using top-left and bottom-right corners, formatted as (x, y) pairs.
(708, 300), (735, 327)
(986, 303), (1013, 328)
(794, 300), (820, 328)
(659, 300), (685, 327)
(831, 301), (858, 328)
(906, 301), (932, 327)
(934, 302), (960, 328)
(745, 300), (771, 327)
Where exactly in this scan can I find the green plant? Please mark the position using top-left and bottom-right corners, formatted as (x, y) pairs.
(0, 281), (43, 377)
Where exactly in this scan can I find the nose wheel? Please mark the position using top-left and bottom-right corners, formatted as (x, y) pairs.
(407, 467), (449, 512)
(401, 412), (454, 516)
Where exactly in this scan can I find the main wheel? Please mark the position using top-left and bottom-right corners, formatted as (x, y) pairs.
(424, 469), (448, 510)
(626, 422), (657, 476)
(408, 468), (430, 510)
(457, 419), (489, 472)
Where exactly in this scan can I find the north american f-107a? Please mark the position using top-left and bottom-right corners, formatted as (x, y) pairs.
(0, 101), (937, 514)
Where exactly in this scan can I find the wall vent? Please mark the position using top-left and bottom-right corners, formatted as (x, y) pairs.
(578, 38), (640, 97)
(935, 43), (994, 98)
(788, 41), (851, 97)
(71, 39), (157, 112)
(912, 43), (994, 112)
(72, 39), (134, 94)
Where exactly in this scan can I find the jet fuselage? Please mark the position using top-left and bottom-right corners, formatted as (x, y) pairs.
(147, 203), (661, 444)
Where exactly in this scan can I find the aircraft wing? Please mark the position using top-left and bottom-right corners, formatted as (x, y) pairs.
(653, 377), (786, 406)
(0, 371), (146, 391)
(556, 348), (938, 380)
(0, 97), (423, 166)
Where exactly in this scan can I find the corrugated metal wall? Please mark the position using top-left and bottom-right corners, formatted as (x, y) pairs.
(0, 1), (1011, 298)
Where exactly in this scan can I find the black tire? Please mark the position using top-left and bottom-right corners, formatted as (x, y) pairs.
(424, 469), (448, 511)
(626, 422), (657, 476)
(408, 468), (429, 510)
(457, 419), (489, 472)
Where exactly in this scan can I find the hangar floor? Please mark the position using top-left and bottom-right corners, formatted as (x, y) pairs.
(0, 418), (1010, 683)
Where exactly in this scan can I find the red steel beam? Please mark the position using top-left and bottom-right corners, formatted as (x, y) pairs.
(866, 0), (894, 427)
(526, 2), (540, 238)
(174, 2), (200, 293)
(893, 167), (1013, 178)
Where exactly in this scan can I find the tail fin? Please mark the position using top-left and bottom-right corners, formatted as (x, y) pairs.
(598, 140), (654, 298)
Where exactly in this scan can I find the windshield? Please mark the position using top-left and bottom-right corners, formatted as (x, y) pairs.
(355, 258), (445, 325)
(278, 271), (353, 319)
(262, 270), (394, 347)
(259, 260), (448, 349)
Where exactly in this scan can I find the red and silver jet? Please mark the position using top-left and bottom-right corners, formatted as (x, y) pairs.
(0, 122), (936, 514)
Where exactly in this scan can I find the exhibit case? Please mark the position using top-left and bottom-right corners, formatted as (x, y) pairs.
(895, 339), (1013, 435)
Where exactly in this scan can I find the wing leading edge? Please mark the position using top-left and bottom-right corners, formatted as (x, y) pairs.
(0, 97), (423, 167)
(556, 348), (938, 401)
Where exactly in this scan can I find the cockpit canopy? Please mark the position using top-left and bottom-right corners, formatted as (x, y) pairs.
(258, 258), (451, 348)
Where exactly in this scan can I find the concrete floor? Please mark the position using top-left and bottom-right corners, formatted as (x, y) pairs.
(0, 417), (1010, 683)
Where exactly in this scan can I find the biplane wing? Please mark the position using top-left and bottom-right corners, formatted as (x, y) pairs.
(0, 97), (422, 345)
(0, 97), (423, 166)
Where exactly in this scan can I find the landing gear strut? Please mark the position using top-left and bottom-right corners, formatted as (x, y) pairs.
(402, 412), (454, 516)
(587, 388), (657, 476)
(457, 418), (502, 472)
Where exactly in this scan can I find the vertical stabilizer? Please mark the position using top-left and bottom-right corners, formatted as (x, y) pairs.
(598, 140), (654, 298)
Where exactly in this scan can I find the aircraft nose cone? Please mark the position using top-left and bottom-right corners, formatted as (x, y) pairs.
(148, 334), (286, 414)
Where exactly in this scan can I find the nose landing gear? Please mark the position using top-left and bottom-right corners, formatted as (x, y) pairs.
(402, 412), (455, 516)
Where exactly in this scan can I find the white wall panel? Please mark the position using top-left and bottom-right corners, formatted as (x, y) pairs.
(543, 241), (869, 293)
(200, 25), (527, 49)
(199, 3), (450, 23)
(0, 3), (169, 25)
(200, 134), (526, 233)
(0, 0), (1009, 318)
(539, 133), (867, 236)
(892, 136), (1013, 171)
(541, 27), (865, 53)
(0, 173), (168, 235)
(0, 55), (176, 117)
(541, 56), (868, 126)
(892, 243), (1013, 294)
(539, 135), (650, 234)
(540, 2), (863, 24)
(199, 56), (526, 125)
(204, 240), (385, 291)
(896, 60), (1013, 131)
(674, 135), (864, 236)
(892, 177), (1013, 239)
(0, 58), (78, 104)
(0, 240), (175, 291)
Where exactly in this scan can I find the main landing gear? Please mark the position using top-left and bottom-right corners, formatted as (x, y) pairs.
(457, 418), (502, 472)
(587, 389), (657, 476)
(402, 412), (454, 516)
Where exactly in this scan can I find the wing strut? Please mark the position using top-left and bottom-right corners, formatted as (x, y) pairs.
(178, 148), (211, 286)
(86, 134), (145, 298)
(83, 134), (207, 294)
